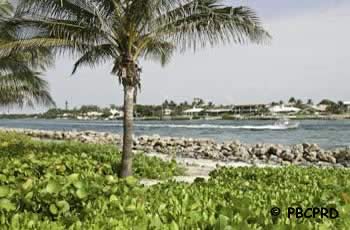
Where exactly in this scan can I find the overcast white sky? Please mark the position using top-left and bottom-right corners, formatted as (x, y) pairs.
(8, 0), (350, 112)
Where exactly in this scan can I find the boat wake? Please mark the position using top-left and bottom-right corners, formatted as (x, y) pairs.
(51, 120), (299, 131)
(75, 122), (297, 130)
(132, 124), (296, 130)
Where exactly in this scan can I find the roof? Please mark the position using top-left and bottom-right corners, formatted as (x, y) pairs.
(183, 108), (204, 113)
(206, 109), (231, 113)
(343, 101), (350, 105)
(269, 105), (301, 113)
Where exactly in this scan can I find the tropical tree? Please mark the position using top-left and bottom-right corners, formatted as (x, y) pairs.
(307, 99), (313, 105)
(0, 0), (54, 107)
(288, 97), (296, 104)
(0, 0), (12, 16)
(295, 99), (303, 107)
(6, 0), (270, 177)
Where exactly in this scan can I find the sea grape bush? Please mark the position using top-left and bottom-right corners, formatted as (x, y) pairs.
(1, 132), (350, 229)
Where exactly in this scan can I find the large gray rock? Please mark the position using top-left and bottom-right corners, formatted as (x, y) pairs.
(281, 149), (294, 162)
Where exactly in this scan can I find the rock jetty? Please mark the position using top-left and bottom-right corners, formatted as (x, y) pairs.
(1, 128), (350, 168)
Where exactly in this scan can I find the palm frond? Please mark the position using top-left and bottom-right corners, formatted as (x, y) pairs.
(10, 0), (270, 86)
(0, 0), (13, 17)
(148, 1), (271, 51)
(0, 71), (55, 107)
(141, 39), (175, 66)
(72, 44), (115, 74)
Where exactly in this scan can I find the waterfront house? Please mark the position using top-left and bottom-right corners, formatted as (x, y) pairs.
(343, 101), (350, 112)
(109, 109), (124, 119)
(183, 107), (204, 116)
(206, 108), (232, 115)
(310, 104), (328, 112)
(164, 108), (172, 116)
(269, 105), (301, 114)
(232, 104), (267, 115)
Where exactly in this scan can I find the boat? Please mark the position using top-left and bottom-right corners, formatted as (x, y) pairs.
(272, 118), (300, 129)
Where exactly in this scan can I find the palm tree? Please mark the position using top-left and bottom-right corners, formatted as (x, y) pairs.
(0, 0), (54, 107)
(0, 0), (12, 16)
(288, 97), (296, 104)
(6, 0), (270, 177)
(307, 99), (313, 105)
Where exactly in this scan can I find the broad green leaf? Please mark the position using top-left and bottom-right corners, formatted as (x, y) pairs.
(67, 173), (80, 183)
(0, 186), (10, 198)
(0, 198), (16, 211)
(49, 204), (58, 215)
(22, 179), (33, 191)
(76, 188), (88, 199)
(56, 200), (70, 213)
(125, 177), (138, 186)
(110, 195), (118, 202)
(46, 182), (61, 194)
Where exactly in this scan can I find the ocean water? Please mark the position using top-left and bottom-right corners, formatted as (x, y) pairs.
(0, 119), (349, 149)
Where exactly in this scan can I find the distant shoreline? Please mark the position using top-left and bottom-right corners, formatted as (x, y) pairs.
(0, 114), (350, 121)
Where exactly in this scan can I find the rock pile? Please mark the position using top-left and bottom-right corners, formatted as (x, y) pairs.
(1, 128), (349, 167)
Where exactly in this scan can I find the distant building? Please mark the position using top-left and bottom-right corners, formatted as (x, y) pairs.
(183, 107), (204, 116)
(86, 111), (103, 117)
(109, 109), (124, 119)
(164, 108), (172, 116)
(343, 101), (350, 112)
(62, 113), (71, 118)
(310, 104), (328, 112)
(269, 105), (301, 114)
(205, 108), (232, 115)
(232, 104), (267, 115)
(110, 109), (123, 116)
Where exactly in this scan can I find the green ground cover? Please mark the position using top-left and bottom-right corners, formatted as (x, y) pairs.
(0, 132), (349, 229)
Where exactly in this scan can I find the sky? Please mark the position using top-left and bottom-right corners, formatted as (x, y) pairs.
(7, 0), (350, 112)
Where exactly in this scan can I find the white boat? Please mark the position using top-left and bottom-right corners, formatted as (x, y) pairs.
(273, 118), (300, 129)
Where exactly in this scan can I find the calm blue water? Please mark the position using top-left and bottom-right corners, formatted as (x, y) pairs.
(0, 119), (349, 149)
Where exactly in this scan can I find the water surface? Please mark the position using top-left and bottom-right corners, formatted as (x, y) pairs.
(0, 119), (349, 149)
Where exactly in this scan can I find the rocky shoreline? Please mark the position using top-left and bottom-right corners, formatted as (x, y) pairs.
(1, 128), (350, 168)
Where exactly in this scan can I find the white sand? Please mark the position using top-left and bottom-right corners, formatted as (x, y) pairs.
(139, 152), (279, 186)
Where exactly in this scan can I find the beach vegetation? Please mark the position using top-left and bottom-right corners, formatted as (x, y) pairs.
(0, 132), (349, 229)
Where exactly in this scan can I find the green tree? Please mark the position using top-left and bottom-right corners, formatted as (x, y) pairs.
(288, 97), (296, 104)
(169, 100), (177, 108)
(319, 99), (336, 106)
(79, 105), (101, 114)
(295, 99), (303, 107)
(162, 100), (169, 108)
(0, 0), (54, 107)
(307, 99), (313, 105)
(9, 0), (269, 177)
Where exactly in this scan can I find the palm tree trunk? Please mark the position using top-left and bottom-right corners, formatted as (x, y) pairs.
(119, 84), (134, 177)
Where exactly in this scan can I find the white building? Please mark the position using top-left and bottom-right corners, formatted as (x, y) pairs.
(206, 108), (232, 115)
(86, 111), (104, 117)
(269, 105), (301, 114)
(183, 107), (204, 116)
(164, 108), (172, 116)
(109, 109), (124, 119)
(310, 104), (328, 112)
(344, 101), (350, 111)
(110, 109), (123, 116)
